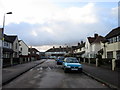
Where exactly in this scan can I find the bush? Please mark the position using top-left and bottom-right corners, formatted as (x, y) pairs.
(101, 58), (112, 65)
(90, 58), (96, 64)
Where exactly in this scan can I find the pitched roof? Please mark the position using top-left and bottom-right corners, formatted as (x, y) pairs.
(29, 48), (39, 52)
(4, 34), (18, 43)
(105, 27), (120, 39)
(18, 40), (29, 47)
(46, 47), (71, 52)
(7, 35), (17, 42)
(92, 36), (105, 43)
(4, 34), (13, 43)
(88, 37), (96, 44)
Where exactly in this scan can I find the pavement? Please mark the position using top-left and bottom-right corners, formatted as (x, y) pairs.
(82, 63), (119, 89)
(2, 59), (46, 85)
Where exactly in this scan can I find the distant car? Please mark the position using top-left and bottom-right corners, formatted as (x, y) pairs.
(56, 56), (65, 65)
(62, 57), (82, 73)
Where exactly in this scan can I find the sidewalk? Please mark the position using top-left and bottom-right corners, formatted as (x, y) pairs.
(2, 59), (46, 85)
(82, 64), (119, 88)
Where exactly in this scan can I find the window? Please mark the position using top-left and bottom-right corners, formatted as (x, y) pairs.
(107, 51), (113, 59)
(108, 36), (118, 44)
(111, 38), (113, 43)
(16, 43), (17, 49)
(3, 52), (10, 58)
(116, 51), (120, 59)
(21, 48), (22, 51)
(118, 35), (120, 42)
(113, 36), (117, 42)
(4, 41), (8, 47)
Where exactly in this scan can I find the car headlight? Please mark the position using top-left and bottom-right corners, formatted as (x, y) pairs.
(78, 66), (82, 68)
(66, 66), (71, 68)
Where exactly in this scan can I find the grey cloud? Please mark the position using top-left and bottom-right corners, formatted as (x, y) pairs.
(4, 5), (117, 46)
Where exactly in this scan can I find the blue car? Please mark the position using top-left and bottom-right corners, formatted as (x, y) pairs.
(63, 57), (82, 73)
(56, 56), (65, 65)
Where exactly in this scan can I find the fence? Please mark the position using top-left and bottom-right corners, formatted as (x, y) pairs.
(79, 57), (118, 71)
(3, 58), (11, 67)
(115, 59), (120, 70)
(13, 58), (20, 65)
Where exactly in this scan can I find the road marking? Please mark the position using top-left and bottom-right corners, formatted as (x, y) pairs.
(34, 74), (41, 79)
(29, 69), (33, 71)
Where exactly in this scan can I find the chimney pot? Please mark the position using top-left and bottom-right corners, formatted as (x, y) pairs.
(94, 34), (98, 39)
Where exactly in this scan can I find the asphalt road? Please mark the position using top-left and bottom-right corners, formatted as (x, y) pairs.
(3, 59), (111, 88)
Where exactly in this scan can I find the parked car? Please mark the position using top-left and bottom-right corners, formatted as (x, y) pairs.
(56, 56), (65, 65)
(62, 57), (82, 73)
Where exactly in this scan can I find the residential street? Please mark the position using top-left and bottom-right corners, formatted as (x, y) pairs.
(0, 1), (119, 90)
(3, 59), (111, 88)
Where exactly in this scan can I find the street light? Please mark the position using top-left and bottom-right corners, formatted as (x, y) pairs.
(0, 12), (12, 67)
(0, 12), (12, 88)
(3, 12), (12, 32)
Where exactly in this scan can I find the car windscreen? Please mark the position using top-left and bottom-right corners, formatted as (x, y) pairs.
(58, 57), (64, 60)
(66, 58), (78, 63)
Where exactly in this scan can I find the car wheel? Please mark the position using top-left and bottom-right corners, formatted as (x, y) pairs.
(64, 68), (68, 73)
(78, 69), (82, 73)
(57, 62), (59, 65)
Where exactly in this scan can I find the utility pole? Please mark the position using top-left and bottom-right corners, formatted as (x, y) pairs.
(0, 12), (12, 89)
(0, 28), (3, 90)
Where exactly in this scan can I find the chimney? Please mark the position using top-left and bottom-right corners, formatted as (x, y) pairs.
(78, 42), (80, 46)
(81, 41), (83, 44)
(94, 34), (98, 39)
(59, 46), (61, 48)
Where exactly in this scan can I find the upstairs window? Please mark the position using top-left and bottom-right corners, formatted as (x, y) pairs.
(16, 43), (17, 49)
(113, 36), (117, 42)
(108, 36), (120, 44)
(21, 48), (22, 51)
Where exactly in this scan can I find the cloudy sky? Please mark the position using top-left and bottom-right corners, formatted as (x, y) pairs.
(0, 0), (119, 51)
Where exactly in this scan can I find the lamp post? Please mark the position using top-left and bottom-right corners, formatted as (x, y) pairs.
(0, 12), (12, 88)
(3, 12), (12, 32)
(0, 11), (12, 69)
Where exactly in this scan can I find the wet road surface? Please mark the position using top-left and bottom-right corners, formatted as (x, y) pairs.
(3, 59), (111, 88)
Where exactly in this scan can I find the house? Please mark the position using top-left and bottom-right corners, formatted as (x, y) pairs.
(101, 27), (120, 59)
(28, 48), (40, 61)
(91, 36), (105, 58)
(3, 34), (13, 67)
(45, 46), (71, 58)
(19, 40), (29, 63)
(85, 34), (105, 58)
(7, 35), (19, 64)
(39, 52), (46, 59)
(72, 41), (85, 58)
